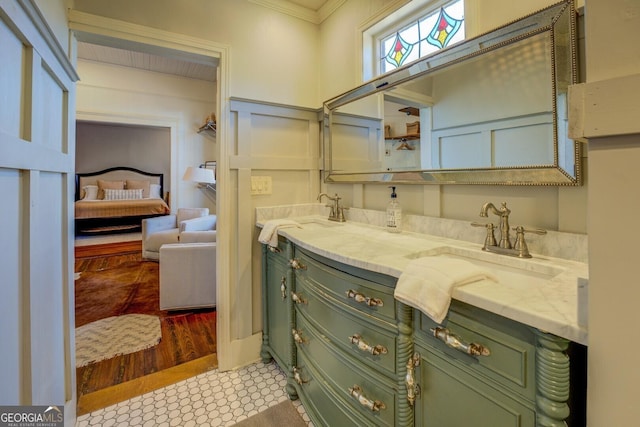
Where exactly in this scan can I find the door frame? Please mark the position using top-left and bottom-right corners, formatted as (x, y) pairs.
(68, 10), (234, 372)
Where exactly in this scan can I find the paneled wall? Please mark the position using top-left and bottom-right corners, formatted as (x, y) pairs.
(0, 1), (78, 422)
(228, 99), (321, 337)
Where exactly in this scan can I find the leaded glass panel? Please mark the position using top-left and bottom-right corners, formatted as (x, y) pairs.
(381, 0), (465, 74)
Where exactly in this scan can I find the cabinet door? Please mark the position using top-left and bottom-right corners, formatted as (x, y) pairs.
(262, 241), (293, 369)
(266, 256), (290, 365)
(415, 343), (535, 427)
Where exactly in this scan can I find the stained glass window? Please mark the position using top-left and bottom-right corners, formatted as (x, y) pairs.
(380, 0), (464, 74)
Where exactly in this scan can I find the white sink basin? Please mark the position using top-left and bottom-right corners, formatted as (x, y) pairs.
(405, 246), (565, 285)
(297, 218), (344, 228)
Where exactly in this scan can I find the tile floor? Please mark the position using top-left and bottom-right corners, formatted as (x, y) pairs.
(76, 361), (313, 426)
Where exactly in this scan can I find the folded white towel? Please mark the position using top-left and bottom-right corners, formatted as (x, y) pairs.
(394, 256), (498, 324)
(258, 219), (302, 247)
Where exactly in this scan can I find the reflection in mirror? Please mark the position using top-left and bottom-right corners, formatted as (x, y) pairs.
(325, 0), (580, 186)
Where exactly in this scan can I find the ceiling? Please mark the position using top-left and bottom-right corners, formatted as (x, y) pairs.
(76, 0), (333, 82)
(77, 42), (218, 82)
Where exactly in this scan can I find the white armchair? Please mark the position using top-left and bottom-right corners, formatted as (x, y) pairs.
(141, 208), (216, 260)
(159, 242), (216, 310)
(179, 214), (217, 244)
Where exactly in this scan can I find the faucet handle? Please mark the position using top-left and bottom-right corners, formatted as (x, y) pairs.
(324, 203), (336, 217)
(336, 206), (348, 222)
(471, 222), (497, 249)
(512, 226), (547, 258)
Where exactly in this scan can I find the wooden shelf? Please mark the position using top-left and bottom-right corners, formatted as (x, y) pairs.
(385, 134), (420, 141)
(399, 107), (420, 116)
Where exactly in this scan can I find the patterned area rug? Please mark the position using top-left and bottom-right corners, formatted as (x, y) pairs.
(75, 261), (161, 327)
(76, 314), (161, 367)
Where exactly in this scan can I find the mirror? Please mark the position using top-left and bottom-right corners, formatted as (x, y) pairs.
(323, 0), (581, 185)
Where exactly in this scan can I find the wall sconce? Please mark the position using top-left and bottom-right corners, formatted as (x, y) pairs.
(183, 161), (216, 194)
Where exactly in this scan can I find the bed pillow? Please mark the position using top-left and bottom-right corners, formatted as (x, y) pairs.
(97, 180), (125, 199)
(126, 179), (151, 198)
(81, 185), (99, 200)
(103, 188), (144, 200)
(149, 183), (162, 199)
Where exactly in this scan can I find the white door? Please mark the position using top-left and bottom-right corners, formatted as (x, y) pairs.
(0, 0), (78, 421)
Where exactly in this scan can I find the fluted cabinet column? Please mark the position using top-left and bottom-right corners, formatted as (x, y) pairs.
(396, 301), (414, 427)
(535, 330), (570, 427)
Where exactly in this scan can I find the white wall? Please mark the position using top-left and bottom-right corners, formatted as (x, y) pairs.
(76, 123), (171, 192)
(76, 60), (216, 212)
(71, 0), (320, 108)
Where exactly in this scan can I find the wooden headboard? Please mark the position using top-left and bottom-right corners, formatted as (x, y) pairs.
(75, 167), (164, 201)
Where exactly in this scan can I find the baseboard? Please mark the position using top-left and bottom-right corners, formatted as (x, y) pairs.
(226, 332), (263, 371)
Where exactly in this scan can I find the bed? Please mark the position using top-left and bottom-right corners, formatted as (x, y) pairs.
(75, 167), (170, 235)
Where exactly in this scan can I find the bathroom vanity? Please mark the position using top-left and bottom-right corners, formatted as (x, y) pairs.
(259, 215), (587, 427)
(257, 2), (585, 424)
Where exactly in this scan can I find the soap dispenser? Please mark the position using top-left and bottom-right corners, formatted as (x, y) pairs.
(386, 186), (402, 233)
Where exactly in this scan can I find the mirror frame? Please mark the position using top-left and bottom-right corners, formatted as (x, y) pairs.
(323, 0), (581, 186)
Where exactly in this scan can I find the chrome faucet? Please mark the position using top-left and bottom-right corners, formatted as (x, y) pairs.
(318, 193), (346, 222)
(480, 202), (512, 249)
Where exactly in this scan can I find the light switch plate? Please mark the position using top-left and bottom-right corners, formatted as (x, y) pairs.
(251, 176), (272, 195)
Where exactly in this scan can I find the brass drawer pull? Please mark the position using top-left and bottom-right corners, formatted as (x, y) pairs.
(345, 289), (384, 307)
(289, 258), (306, 270)
(293, 367), (308, 385)
(291, 291), (306, 305)
(280, 277), (287, 300)
(348, 385), (385, 412)
(430, 327), (491, 356)
(348, 334), (388, 356)
(292, 328), (306, 344)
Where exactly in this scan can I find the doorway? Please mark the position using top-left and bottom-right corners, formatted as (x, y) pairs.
(70, 13), (229, 411)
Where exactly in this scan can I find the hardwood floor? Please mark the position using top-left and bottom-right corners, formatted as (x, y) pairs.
(75, 240), (217, 414)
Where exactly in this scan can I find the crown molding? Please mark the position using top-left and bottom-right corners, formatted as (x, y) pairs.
(318, 0), (347, 23)
(249, 0), (346, 24)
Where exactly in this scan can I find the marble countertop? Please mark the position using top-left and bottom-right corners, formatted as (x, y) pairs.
(259, 215), (589, 345)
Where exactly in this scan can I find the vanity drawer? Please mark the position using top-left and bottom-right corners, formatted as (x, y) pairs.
(294, 247), (396, 323)
(295, 275), (397, 375)
(296, 354), (362, 427)
(295, 312), (396, 427)
(415, 301), (536, 400)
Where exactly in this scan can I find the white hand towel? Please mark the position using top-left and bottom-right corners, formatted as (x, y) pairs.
(394, 256), (498, 324)
(258, 219), (302, 247)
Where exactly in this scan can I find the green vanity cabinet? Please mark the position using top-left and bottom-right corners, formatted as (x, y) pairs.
(261, 238), (577, 426)
(290, 247), (415, 427)
(260, 237), (298, 399)
(412, 302), (574, 427)
(413, 302), (538, 426)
